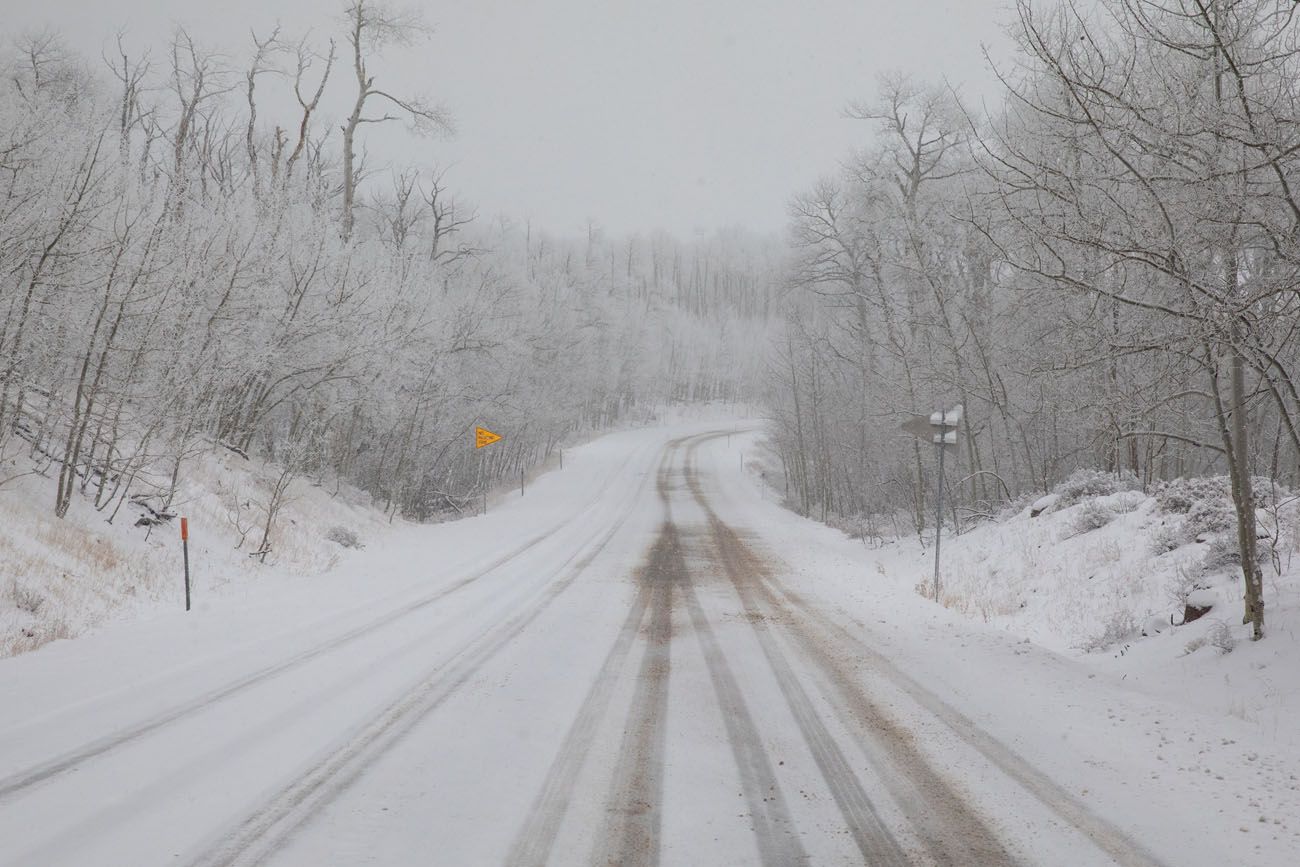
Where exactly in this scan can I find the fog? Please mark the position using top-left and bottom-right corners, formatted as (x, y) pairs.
(10, 0), (1009, 235)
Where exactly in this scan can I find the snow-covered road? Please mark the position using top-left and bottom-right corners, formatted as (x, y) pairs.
(1, 424), (1295, 865)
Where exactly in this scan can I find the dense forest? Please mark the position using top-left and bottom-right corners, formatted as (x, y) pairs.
(0, 3), (776, 548)
(770, 0), (1300, 638)
(5, 0), (1298, 637)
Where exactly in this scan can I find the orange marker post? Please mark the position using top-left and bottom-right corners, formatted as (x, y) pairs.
(180, 517), (191, 612)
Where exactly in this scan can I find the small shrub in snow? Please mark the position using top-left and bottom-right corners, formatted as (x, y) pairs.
(1165, 567), (1206, 607)
(1200, 536), (1241, 575)
(7, 581), (43, 615)
(1149, 523), (1188, 555)
(1067, 500), (1115, 536)
(1029, 493), (1059, 518)
(1186, 498), (1235, 537)
(826, 512), (881, 544)
(1112, 491), (1144, 514)
(1096, 538), (1123, 563)
(996, 491), (1040, 521)
(1054, 468), (1139, 507)
(1153, 477), (1227, 514)
(1154, 475), (1284, 514)
(3, 616), (71, 656)
(1207, 621), (1236, 654)
(1078, 609), (1138, 653)
(325, 526), (363, 549)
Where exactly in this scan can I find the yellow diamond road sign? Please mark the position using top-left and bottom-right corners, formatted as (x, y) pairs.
(475, 426), (502, 449)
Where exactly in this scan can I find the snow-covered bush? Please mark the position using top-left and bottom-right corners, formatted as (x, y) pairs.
(1186, 498), (1235, 537)
(1200, 531), (1271, 576)
(996, 491), (1041, 521)
(1153, 477), (1227, 514)
(1150, 523), (1188, 555)
(325, 526), (364, 549)
(1165, 567), (1205, 606)
(1207, 621), (1236, 654)
(1078, 609), (1138, 653)
(1200, 536), (1240, 574)
(1067, 500), (1115, 536)
(1054, 468), (1139, 507)
(1153, 476), (1287, 528)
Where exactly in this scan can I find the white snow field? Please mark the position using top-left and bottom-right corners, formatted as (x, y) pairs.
(1, 423), (1298, 866)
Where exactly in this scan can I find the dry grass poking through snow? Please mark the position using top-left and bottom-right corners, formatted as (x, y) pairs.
(0, 447), (396, 657)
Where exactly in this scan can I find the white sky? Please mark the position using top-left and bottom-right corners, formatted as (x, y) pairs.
(10, 0), (1014, 237)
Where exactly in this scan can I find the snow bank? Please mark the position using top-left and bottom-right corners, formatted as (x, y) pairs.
(0, 445), (396, 657)
(0, 407), (750, 658)
(745, 434), (1300, 746)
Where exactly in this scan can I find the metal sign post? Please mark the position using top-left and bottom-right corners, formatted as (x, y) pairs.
(902, 405), (962, 604)
(180, 517), (191, 612)
(474, 425), (503, 514)
(932, 428), (949, 604)
(929, 406), (961, 604)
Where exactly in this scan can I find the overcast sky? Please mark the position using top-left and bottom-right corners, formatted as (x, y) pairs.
(10, 0), (1014, 237)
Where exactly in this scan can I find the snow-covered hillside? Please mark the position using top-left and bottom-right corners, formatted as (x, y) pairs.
(0, 403), (753, 658)
(0, 446), (398, 657)
(760, 453), (1300, 747)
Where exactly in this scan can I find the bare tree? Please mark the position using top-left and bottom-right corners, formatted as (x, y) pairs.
(340, 0), (453, 239)
(422, 166), (477, 263)
(167, 29), (233, 204)
(283, 35), (335, 182)
(243, 26), (282, 192)
(103, 34), (150, 142)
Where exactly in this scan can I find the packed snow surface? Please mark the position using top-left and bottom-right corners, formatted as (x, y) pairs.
(0, 422), (1296, 865)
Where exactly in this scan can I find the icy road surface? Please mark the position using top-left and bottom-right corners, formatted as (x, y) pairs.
(1, 425), (1296, 865)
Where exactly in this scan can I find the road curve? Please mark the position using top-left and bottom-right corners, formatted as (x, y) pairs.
(0, 427), (1186, 866)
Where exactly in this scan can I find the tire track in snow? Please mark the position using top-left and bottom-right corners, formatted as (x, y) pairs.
(183, 436), (683, 867)
(766, 579), (1169, 867)
(697, 508), (911, 866)
(677, 567), (810, 866)
(0, 534), (549, 802)
(0, 445), (649, 803)
(512, 432), (779, 867)
(503, 583), (651, 867)
(658, 443), (809, 867)
(684, 437), (1166, 867)
(701, 501), (1013, 866)
(591, 520), (676, 867)
(592, 440), (813, 867)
